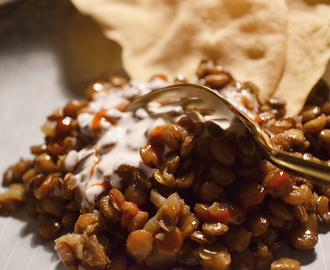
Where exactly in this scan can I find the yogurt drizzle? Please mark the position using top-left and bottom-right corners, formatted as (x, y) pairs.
(64, 79), (259, 208)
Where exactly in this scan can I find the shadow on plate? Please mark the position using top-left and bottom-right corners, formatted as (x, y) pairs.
(275, 237), (318, 267)
(56, 3), (128, 97)
(14, 207), (69, 269)
(0, 0), (127, 99)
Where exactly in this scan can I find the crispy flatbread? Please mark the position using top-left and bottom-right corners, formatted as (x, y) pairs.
(71, 0), (330, 116)
(71, 0), (288, 104)
(273, 0), (330, 116)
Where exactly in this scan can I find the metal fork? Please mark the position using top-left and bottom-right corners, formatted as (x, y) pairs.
(128, 83), (330, 185)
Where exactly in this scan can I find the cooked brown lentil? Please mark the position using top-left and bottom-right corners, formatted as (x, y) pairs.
(2, 60), (330, 269)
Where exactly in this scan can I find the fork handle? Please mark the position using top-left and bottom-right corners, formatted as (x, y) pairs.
(269, 150), (330, 186)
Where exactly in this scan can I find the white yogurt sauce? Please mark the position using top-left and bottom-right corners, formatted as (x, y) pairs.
(220, 86), (259, 119)
(64, 79), (259, 208)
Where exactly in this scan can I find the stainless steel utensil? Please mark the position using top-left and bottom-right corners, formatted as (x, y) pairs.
(128, 83), (330, 185)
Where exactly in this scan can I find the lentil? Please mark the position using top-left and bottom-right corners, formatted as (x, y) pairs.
(281, 185), (307, 205)
(316, 195), (330, 224)
(126, 230), (154, 260)
(198, 244), (231, 270)
(210, 137), (236, 166)
(177, 212), (200, 239)
(290, 225), (318, 250)
(161, 123), (182, 150)
(155, 227), (183, 256)
(38, 217), (62, 240)
(271, 258), (300, 270)
(82, 234), (110, 268)
(300, 105), (321, 122)
(245, 212), (269, 237)
(303, 114), (327, 133)
(204, 73), (231, 89)
(35, 153), (56, 174)
(202, 222), (228, 236)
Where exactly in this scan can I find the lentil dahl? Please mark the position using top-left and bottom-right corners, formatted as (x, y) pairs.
(2, 61), (330, 269)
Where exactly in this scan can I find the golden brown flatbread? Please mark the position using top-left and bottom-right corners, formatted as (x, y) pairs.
(71, 0), (330, 116)
(71, 0), (288, 104)
(272, 0), (330, 116)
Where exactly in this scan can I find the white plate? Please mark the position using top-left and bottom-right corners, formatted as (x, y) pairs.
(0, 3), (329, 270)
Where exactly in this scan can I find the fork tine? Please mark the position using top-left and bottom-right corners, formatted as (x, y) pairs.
(156, 96), (201, 106)
(151, 96), (217, 116)
(128, 83), (330, 184)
